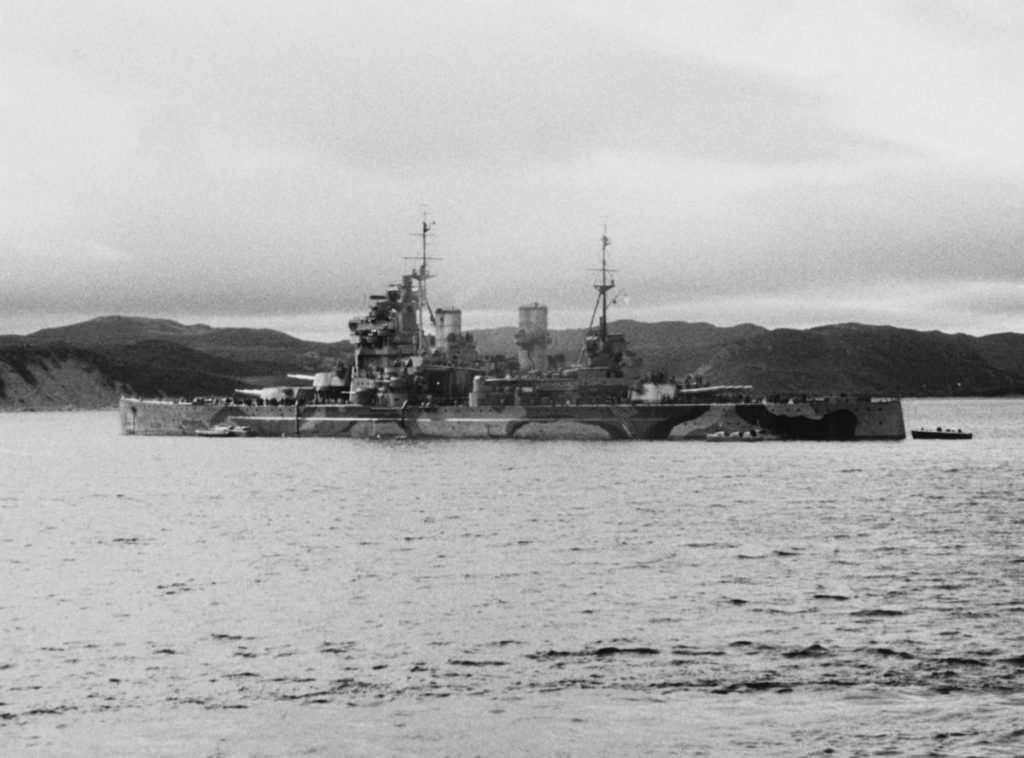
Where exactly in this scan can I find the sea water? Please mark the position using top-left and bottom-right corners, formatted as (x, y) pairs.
(1, 399), (1023, 757)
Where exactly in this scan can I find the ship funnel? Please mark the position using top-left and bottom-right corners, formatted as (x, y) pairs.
(436, 308), (462, 352)
(514, 303), (551, 373)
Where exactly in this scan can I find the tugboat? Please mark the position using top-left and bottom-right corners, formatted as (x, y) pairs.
(119, 221), (906, 441)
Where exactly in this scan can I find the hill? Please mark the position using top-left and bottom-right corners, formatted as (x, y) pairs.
(976, 332), (1024, 377)
(474, 320), (1024, 396)
(25, 315), (215, 346)
(0, 316), (354, 410)
(0, 343), (127, 409)
(3, 315), (1023, 409)
(0, 340), (262, 410)
(697, 324), (1024, 396)
(19, 315), (351, 371)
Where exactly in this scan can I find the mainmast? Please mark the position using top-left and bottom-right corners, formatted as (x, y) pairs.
(593, 227), (615, 343)
(579, 226), (618, 367)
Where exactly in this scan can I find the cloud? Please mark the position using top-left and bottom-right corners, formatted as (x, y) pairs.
(2, 1), (1024, 339)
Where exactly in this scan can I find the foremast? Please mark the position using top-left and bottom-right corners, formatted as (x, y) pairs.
(406, 215), (438, 355)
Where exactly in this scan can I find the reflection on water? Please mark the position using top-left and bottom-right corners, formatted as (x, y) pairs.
(2, 399), (1024, 756)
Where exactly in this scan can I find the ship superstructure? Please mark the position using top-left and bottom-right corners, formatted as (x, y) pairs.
(344, 218), (482, 408)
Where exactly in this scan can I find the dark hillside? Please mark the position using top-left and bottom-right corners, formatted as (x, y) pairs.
(606, 320), (768, 378)
(976, 332), (1024, 378)
(0, 343), (126, 408)
(100, 340), (258, 398)
(183, 327), (305, 349)
(182, 331), (353, 375)
(697, 324), (1024, 396)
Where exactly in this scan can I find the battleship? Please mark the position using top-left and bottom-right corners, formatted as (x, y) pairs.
(119, 224), (906, 441)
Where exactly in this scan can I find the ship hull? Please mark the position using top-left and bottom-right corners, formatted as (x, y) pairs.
(119, 397), (906, 440)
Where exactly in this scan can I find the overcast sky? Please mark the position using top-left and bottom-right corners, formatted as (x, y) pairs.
(3, 1), (1023, 341)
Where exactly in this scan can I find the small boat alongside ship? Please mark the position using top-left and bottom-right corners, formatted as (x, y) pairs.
(911, 427), (972, 440)
(119, 223), (906, 441)
(195, 424), (252, 437)
(706, 428), (779, 442)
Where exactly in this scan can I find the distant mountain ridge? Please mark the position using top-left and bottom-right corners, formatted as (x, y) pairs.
(25, 315), (217, 346)
(2, 315), (1023, 409)
(25, 315), (314, 351)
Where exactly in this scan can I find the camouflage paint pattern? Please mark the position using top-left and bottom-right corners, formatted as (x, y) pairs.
(120, 397), (906, 440)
